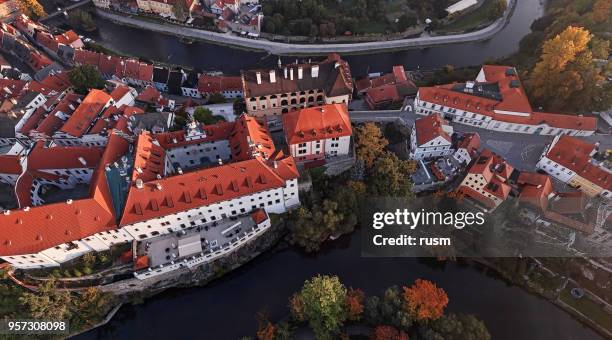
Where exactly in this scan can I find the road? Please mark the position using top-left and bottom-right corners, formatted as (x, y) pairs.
(93, 0), (515, 55)
(350, 109), (612, 172)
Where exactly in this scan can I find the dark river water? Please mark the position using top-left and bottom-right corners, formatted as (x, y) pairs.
(67, 0), (547, 76)
(69, 1), (604, 339)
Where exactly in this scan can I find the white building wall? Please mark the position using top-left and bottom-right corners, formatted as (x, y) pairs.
(165, 140), (232, 169)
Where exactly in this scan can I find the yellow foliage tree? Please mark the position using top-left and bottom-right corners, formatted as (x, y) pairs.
(17, 0), (46, 20)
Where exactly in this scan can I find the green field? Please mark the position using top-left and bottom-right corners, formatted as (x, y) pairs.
(559, 288), (612, 333)
(438, 0), (501, 33)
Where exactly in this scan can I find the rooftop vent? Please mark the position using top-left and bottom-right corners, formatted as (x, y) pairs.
(136, 178), (144, 189)
(23, 206), (30, 212)
(66, 199), (73, 204)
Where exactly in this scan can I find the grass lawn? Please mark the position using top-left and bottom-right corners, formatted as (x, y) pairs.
(559, 288), (612, 333)
(438, 0), (500, 33)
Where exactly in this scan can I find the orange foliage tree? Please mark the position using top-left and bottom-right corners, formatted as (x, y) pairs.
(256, 322), (275, 340)
(402, 279), (449, 322)
(371, 325), (409, 340)
(346, 287), (365, 321)
(289, 293), (305, 322)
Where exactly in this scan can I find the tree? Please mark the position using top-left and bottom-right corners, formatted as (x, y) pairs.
(590, 37), (610, 60)
(403, 279), (448, 322)
(372, 325), (409, 340)
(364, 286), (413, 330)
(592, 0), (612, 23)
(69, 65), (106, 95)
(369, 152), (415, 198)
(193, 107), (225, 125)
(422, 313), (490, 340)
(70, 287), (111, 327)
(297, 275), (348, 339)
(488, 0), (507, 20)
(17, 0), (46, 20)
(289, 293), (305, 322)
(397, 12), (417, 32)
(19, 278), (71, 320)
(68, 9), (97, 32)
(528, 26), (610, 112)
(354, 122), (388, 169)
(346, 288), (365, 321)
(208, 92), (227, 104)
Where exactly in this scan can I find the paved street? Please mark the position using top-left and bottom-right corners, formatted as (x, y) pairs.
(350, 109), (612, 172)
(94, 0), (515, 55)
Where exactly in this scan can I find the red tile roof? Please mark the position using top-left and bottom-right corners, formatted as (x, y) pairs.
(0, 154), (23, 174)
(74, 49), (100, 67)
(59, 89), (112, 137)
(136, 85), (166, 105)
(545, 136), (611, 191)
(27, 141), (104, 171)
(414, 113), (451, 146)
(282, 104), (352, 145)
(418, 65), (597, 132)
(198, 75), (242, 93)
(457, 132), (480, 154)
(132, 132), (167, 182)
(53, 30), (80, 46)
(229, 114), (275, 161)
(35, 93), (82, 136)
(28, 72), (71, 95)
(518, 172), (553, 211)
(120, 157), (290, 226)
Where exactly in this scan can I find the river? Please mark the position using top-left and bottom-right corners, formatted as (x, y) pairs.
(68, 1), (604, 339)
(62, 0), (547, 76)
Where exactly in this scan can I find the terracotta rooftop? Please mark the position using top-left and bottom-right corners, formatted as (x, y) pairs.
(545, 136), (611, 191)
(59, 89), (112, 137)
(282, 104), (352, 145)
(198, 74), (242, 93)
(414, 113), (452, 146)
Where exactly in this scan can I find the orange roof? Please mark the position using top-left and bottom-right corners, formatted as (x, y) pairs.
(251, 208), (268, 224)
(418, 65), (597, 132)
(282, 104), (352, 145)
(110, 85), (131, 101)
(35, 93), (83, 136)
(59, 89), (112, 137)
(27, 141), (104, 171)
(229, 114), (275, 161)
(28, 72), (72, 95)
(198, 75), (242, 93)
(414, 113), (451, 146)
(546, 136), (611, 191)
(154, 122), (234, 148)
(132, 132), (167, 182)
(120, 157), (290, 226)
(518, 172), (553, 211)
(136, 86), (165, 105)
(54, 30), (80, 46)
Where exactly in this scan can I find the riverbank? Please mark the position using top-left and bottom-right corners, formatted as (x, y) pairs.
(91, 0), (516, 55)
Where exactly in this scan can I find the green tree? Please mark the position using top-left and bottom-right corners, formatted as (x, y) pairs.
(421, 313), (491, 340)
(297, 275), (348, 339)
(19, 278), (71, 320)
(207, 92), (227, 104)
(364, 286), (413, 330)
(70, 287), (112, 327)
(193, 107), (225, 125)
(68, 9), (97, 32)
(354, 122), (388, 169)
(397, 12), (418, 32)
(69, 65), (106, 95)
(17, 0), (46, 20)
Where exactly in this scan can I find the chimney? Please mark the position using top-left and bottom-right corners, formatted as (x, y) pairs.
(311, 65), (319, 78)
(284, 67), (288, 79)
(78, 157), (87, 166)
(66, 199), (73, 204)
(298, 67), (303, 80)
(156, 183), (162, 190)
(273, 160), (278, 169)
(269, 70), (276, 83)
(218, 158), (223, 165)
(3, 210), (10, 215)
(135, 178), (144, 189)
(290, 68), (294, 80)
(23, 206), (30, 212)
(177, 167), (183, 175)
(256, 72), (262, 85)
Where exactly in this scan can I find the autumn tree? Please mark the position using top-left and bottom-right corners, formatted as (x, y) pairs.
(403, 279), (448, 322)
(289, 293), (305, 322)
(527, 26), (610, 112)
(372, 325), (409, 340)
(297, 275), (348, 339)
(354, 122), (388, 169)
(368, 152), (416, 198)
(70, 287), (111, 327)
(592, 0), (612, 23)
(69, 65), (106, 95)
(420, 313), (491, 340)
(19, 278), (72, 320)
(17, 0), (46, 20)
(346, 288), (365, 321)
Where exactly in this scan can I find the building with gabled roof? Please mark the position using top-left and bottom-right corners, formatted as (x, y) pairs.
(409, 113), (453, 160)
(56, 89), (113, 138)
(282, 103), (352, 163)
(414, 65), (597, 136)
(242, 54), (353, 120)
(536, 135), (611, 199)
(458, 149), (515, 211)
(453, 132), (480, 165)
(198, 74), (242, 99)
